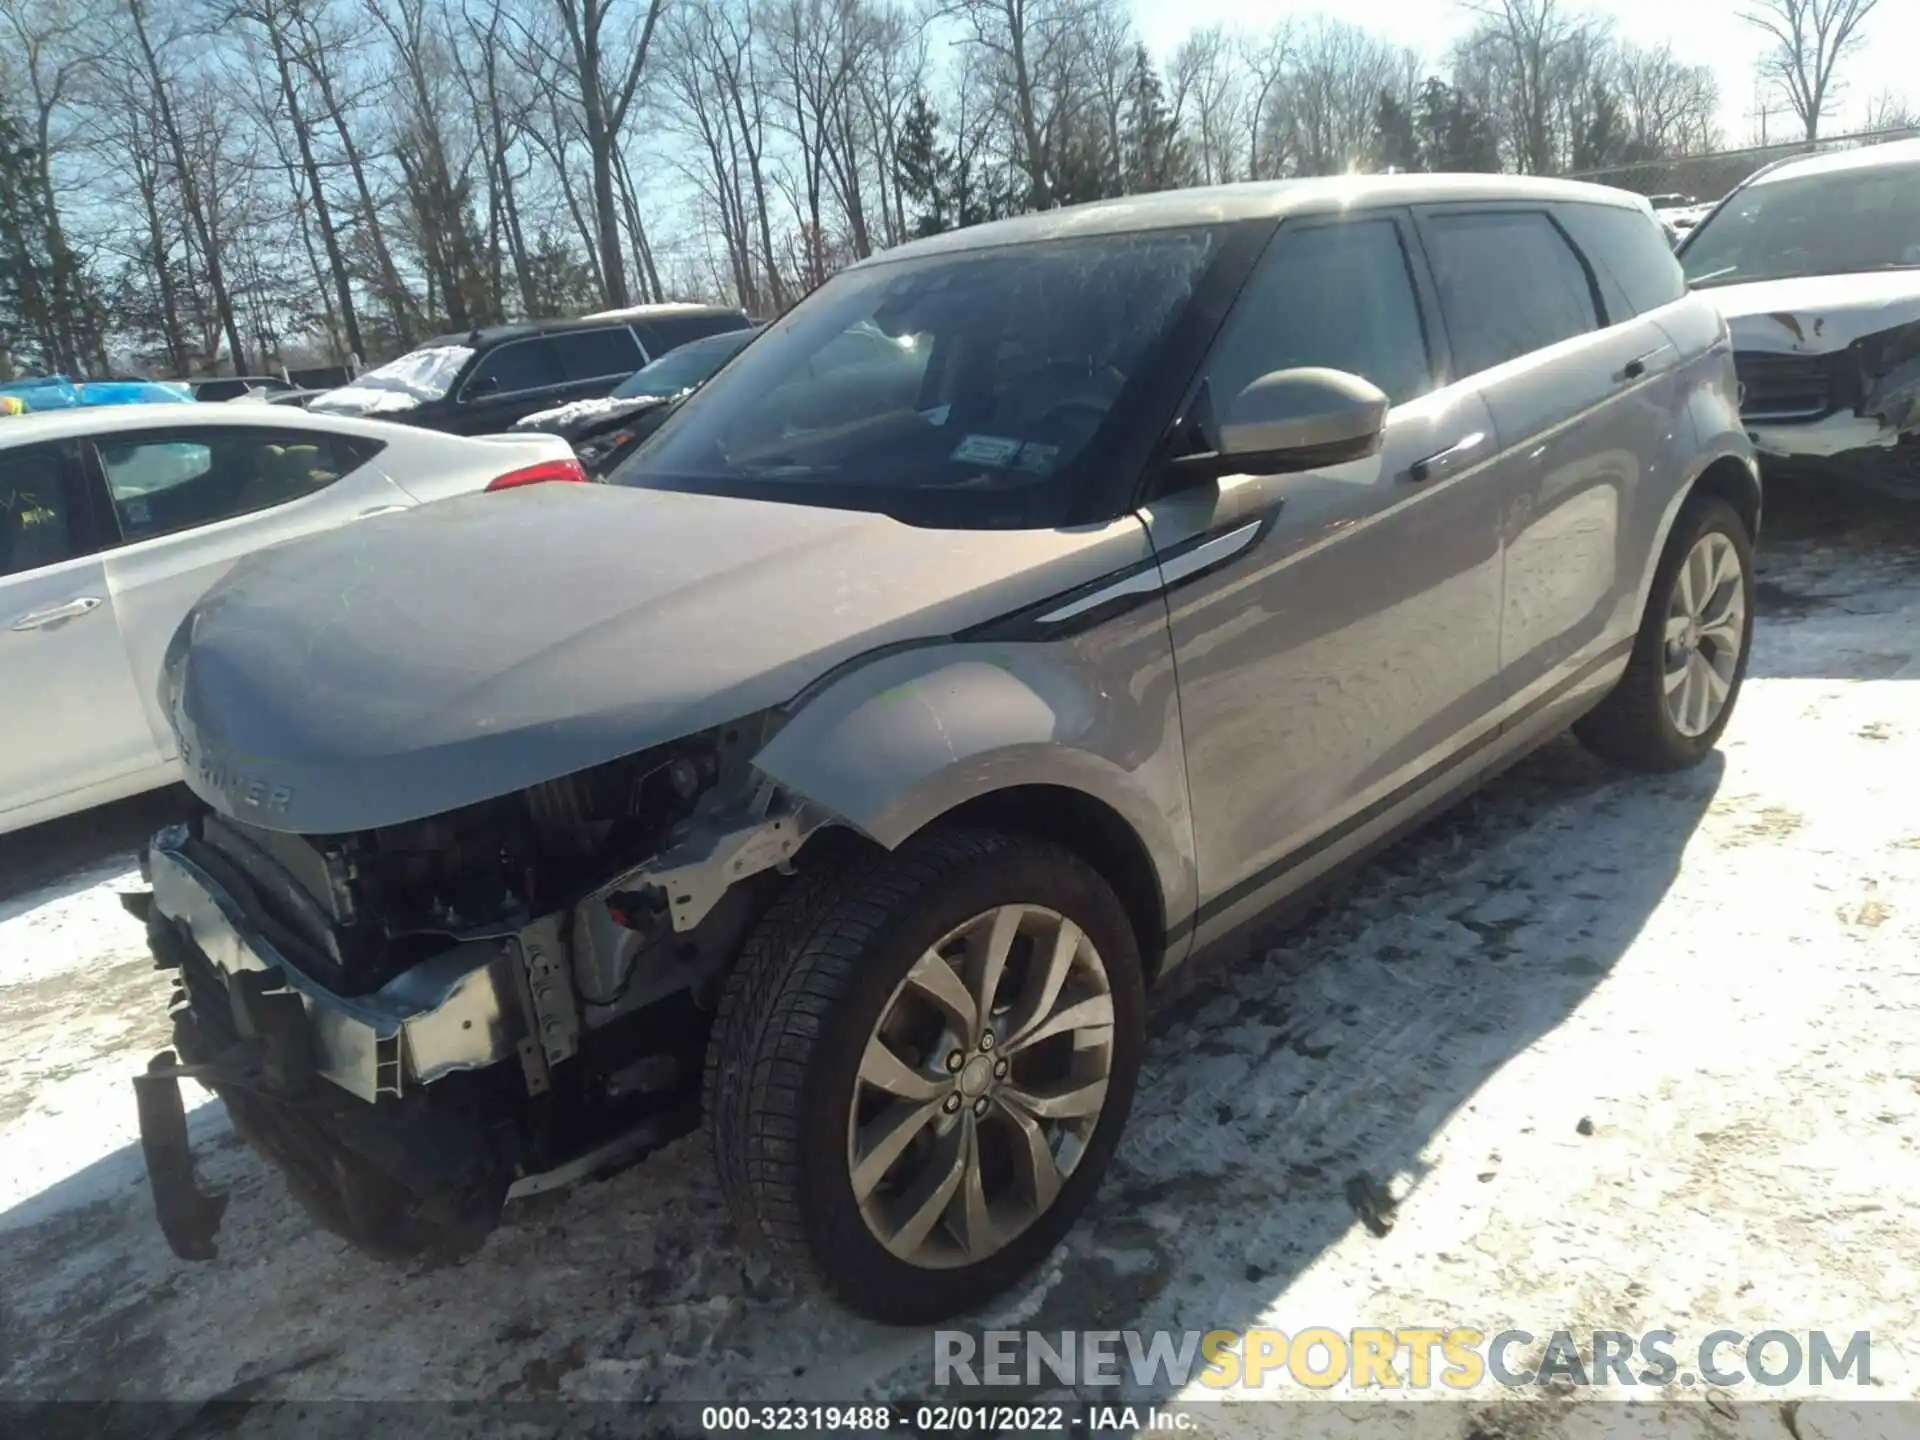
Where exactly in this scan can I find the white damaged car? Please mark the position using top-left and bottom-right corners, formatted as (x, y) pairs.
(1678, 138), (1920, 498)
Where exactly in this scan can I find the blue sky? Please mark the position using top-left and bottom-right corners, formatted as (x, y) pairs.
(1130, 0), (1918, 143)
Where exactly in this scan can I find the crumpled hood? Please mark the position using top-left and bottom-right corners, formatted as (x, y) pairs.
(164, 482), (1140, 833)
(1705, 271), (1920, 354)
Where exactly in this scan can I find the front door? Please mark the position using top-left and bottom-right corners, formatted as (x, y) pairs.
(0, 440), (154, 823)
(1140, 212), (1509, 949)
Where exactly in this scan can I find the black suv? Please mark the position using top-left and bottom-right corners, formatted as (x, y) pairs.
(306, 305), (753, 435)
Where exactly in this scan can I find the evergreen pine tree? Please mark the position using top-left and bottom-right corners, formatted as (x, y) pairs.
(1373, 90), (1420, 172)
(895, 91), (954, 237)
(1119, 45), (1190, 194)
(0, 108), (104, 375)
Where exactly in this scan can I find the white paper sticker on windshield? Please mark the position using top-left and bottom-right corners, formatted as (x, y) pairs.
(951, 433), (1024, 467)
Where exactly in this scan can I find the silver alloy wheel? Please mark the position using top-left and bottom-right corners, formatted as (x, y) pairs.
(846, 904), (1115, 1270)
(1663, 530), (1746, 739)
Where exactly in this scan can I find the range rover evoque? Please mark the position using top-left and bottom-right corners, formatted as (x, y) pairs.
(130, 174), (1759, 1323)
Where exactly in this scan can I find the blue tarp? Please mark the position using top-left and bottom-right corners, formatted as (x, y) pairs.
(0, 375), (195, 412)
(0, 376), (83, 411)
(77, 380), (194, 406)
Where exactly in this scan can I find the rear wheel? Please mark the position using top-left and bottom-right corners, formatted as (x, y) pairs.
(1575, 495), (1754, 771)
(705, 827), (1144, 1324)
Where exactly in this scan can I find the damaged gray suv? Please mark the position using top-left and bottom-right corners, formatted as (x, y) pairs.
(131, 175), (1759, 1324)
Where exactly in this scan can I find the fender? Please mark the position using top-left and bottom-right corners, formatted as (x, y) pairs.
(751, 636), (1197, 942)
(1630, 335), (1761, 621)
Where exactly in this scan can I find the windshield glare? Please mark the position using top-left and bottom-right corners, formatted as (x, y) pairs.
(610, 229), (1221, 524)
(1681, 163), (1920, 288)
(612, 330), (753, 399)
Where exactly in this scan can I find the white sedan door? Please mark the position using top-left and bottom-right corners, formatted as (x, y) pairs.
(90, 422), (417, 766)
(0, 439), (156, 825)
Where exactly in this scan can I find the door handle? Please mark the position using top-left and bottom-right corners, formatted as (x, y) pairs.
(1618, 346), (1673, 384)
(358, 504), (407, 518)
(10, 595), (103, 631)
(1408, 430), (1487, 483)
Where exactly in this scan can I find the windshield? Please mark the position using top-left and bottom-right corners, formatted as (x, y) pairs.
(610, 229), (1222, 527)
(309, 344), (473, 413)
(611, 329), (755, 399)
(1681, 162), (1920, 288)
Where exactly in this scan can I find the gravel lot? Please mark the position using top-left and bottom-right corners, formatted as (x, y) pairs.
(3, 477), (1919, 1438)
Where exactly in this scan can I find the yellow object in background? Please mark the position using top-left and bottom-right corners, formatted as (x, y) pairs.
(0, 395), (27, 416)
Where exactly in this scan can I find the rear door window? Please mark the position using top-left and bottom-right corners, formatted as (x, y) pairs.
(93, 428), (381, 543)
(1421, 211), (1603, 377)
(552, 326), (645, 382)
(1557, 203), (1688, 320)
(0, 443), (85, 577)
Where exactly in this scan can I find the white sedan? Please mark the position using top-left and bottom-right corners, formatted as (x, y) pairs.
(0, 403), (582, 835)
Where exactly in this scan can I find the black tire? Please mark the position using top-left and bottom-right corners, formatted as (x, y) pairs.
(1574, 495), (1755, 772)
(704, 826), (1145, 1324)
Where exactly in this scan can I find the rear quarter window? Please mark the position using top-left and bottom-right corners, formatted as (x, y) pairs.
(1558, 203), (1688, 319)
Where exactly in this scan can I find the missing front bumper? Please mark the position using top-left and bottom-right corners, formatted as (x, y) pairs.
(146, 826), (532, 1101)
(133, 825), (706, 1263)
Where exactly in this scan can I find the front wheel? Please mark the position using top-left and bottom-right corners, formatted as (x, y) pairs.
(1575, 495), (1755, 771)
(704, 828), (1145, 1324)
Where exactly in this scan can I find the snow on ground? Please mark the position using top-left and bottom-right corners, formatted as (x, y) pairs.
(3, 479), (1920, 1439)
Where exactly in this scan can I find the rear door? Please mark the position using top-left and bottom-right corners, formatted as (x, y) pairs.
(0, 439), (156, 823)
(90, 423), (410, 761)
(1141, 211), (1507, 946)
(1415, 204), (1679, 712)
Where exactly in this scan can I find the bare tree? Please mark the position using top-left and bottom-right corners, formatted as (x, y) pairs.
(1168, 26), (1247, 186)
(1741, 0), (1882, 142)
(365, 0), (496, 329)
(766, 0), (879, 284)
(1615, 42), (1720, 157)
(456, 0), (541, 318)
(505, 0), (665, 309)
(1863, 89), (1919, 135)
(221, 0), (365, 359)
(852, 2), (925, 247)
(1234, 22), (1292, 180)
(1460, 0), (1604, 173)
(0, 0), (112, 367)
(657, 0), (783, 311)
(1266, 19), (1415, 177)
(278, 0), (414, 345)
(944, 0), (1110, 210)
(122, 0), (248, 372)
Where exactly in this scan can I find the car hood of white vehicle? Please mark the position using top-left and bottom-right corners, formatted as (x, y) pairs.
(1705, 270), (1920, 354)
(162, 481), (1139, 834)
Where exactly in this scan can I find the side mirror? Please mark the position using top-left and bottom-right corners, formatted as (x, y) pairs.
(1217, 367), (1389, 470)
(463, 374), (500, 401)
